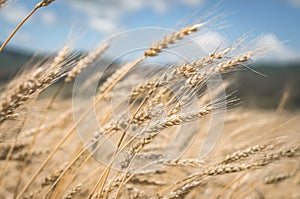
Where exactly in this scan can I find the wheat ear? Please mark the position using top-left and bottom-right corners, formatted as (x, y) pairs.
(90, 23), (207, 198)
(0, 46), (70, 124)
(0, 0), (7, 7)
(65, 42), (109, 82)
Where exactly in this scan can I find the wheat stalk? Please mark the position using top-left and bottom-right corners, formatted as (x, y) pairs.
(0, 0), (56, 52)
(65, 42), (109, 83)
(0, 46), (71, 124)
(167, 144), (300, 198)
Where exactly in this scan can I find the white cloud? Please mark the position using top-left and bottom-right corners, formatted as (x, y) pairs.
(65, 0), (206, 34)
(195, 31), (228, 53)
(252, 33), (299, 61)
(0, 4), (28, 24)
(12, 31), (32, 44)
(0, 3), (57, 26)
(89, 17), (117, 33)
(40, 11), (57, 26)
(288, 0), (300, 7)
(180, 0), (206, 6)
(194, 32), (299, 62)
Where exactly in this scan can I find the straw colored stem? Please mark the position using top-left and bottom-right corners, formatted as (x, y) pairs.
(0, 0), (55, 52)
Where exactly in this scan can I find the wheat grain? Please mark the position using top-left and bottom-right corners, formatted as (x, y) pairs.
(0, 46), (71, 124)
(65, 42), (108, 82)
(144, 23), (206, 57)
(0, 0), (7, 7)
(41, 166), (65, 187)
(159, 159), (205, 167)
(264, 173), (291, 184)
(64, 184), (82, 199)
(167, 144), (300, 198)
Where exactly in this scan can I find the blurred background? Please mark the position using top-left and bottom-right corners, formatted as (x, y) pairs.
(0, 0), (300, 109)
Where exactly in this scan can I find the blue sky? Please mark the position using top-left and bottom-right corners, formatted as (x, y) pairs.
(0, 0), (300, 61)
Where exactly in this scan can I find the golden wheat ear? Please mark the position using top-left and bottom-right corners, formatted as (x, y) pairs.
(0, 0), (6, 7)
(0, 46), (71, 125)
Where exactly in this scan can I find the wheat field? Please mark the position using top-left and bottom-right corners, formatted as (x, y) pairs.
(0, 1), (300, 199)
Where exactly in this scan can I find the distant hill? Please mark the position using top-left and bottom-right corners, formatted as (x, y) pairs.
(0, 48), (299, 109)
(233, 63), (300, 109)
(0, 47), (39, 81)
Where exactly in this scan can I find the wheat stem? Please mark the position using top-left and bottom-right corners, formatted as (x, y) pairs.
(0, 0), (55, 52)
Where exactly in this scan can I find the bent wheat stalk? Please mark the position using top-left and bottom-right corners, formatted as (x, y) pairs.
(0, 46), (71, 125)
(88, 23), (208, 198)
(17, 22), (208, 198)
(0, 0), (55, 52)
